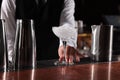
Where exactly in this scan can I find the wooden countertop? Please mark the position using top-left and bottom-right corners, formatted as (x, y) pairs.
(0, 61), (120, 80)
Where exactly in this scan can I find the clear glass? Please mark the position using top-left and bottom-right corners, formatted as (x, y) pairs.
(52, 26), (76, 66)
(77, 33), (91, 57)
(76, 20), (91, 58)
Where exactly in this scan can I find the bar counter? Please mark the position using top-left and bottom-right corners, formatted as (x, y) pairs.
(0, 59), (120, 80)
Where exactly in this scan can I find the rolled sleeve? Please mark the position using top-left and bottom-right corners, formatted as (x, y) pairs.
(59, 0), (77, 48)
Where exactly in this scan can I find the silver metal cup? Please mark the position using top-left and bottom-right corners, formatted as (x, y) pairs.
(91, 25), (113, 62)
(0, 19), (8, 72)
(14, 19), (36, 70)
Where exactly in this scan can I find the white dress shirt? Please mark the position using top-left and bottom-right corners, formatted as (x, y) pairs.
(1, 0), (16, 62)
(59, 0), (77, 48)
(0, 0), (77, 61)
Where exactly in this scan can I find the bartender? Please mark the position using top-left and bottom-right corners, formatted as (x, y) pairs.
(1, 0), (82, 63)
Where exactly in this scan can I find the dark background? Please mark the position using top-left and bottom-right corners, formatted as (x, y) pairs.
(74, 0), (120, 26)
(0, 0), (120, 25)
(0, 0), (120, 59)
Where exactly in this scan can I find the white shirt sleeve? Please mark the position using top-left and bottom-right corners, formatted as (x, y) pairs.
(59, 0), (77, 48)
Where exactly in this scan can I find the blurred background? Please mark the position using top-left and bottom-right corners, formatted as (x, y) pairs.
(0, 0), (120, 60)
(74, 0), (120, 57)
(0, 0), (120, 27)
(74, 0), (120, 25)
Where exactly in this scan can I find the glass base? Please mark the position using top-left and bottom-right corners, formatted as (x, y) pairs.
(54, 60), (74, 66)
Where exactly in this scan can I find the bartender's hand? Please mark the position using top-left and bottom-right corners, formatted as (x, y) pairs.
(58, 45), (84, 63)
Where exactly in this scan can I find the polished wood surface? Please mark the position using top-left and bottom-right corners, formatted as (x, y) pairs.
(0, 61), (120, 80)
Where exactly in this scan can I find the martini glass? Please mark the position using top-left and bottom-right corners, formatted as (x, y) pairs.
(52, 26), (77, 66)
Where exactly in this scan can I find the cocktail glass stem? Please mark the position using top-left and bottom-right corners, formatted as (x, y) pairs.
(62, 41), (67, 64)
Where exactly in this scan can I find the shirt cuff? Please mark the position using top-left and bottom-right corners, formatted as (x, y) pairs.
(59, 37), (77, 49)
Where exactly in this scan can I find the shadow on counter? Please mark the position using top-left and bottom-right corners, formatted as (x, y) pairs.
(37, 54), (120, 68)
